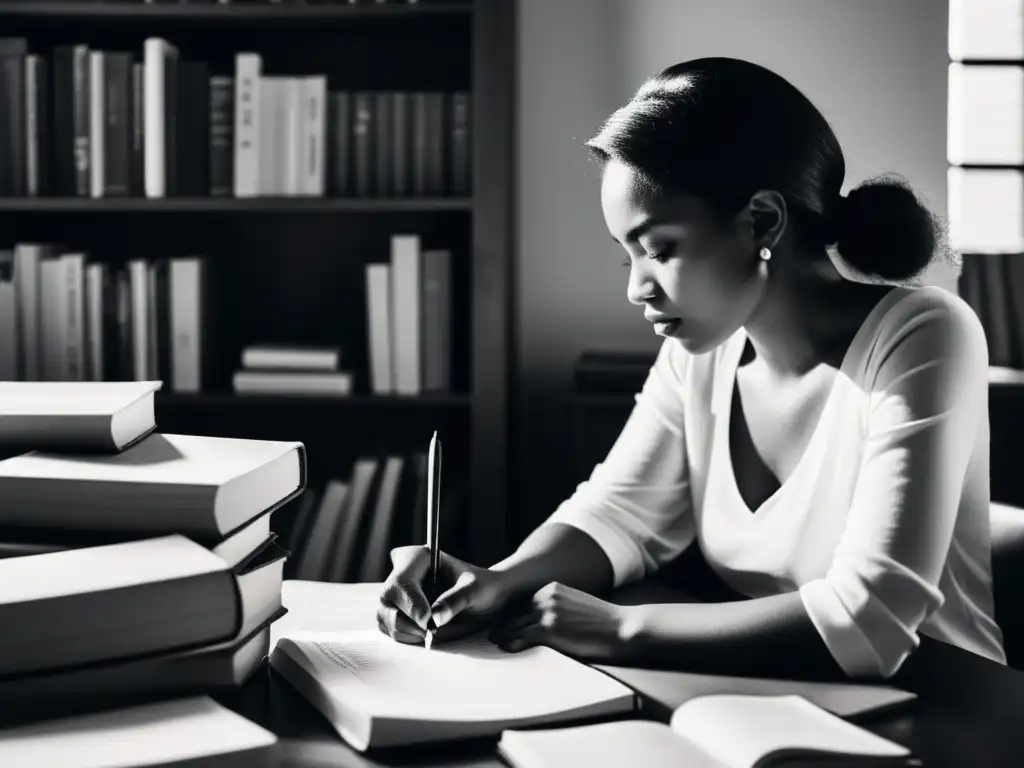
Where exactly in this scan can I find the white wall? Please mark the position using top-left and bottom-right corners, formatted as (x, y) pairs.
(513, 0), (952, 543)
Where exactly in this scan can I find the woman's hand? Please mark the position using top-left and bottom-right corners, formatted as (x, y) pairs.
(488, 581), (637, 663)
(377, 545), (515, 645)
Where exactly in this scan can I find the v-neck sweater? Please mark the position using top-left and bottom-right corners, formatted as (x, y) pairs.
(538, 285), (1006, 679)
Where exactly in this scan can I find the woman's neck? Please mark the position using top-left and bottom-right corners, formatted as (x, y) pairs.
(742, 252), (863, 380)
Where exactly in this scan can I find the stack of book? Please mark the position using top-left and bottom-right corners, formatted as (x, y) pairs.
(232, 343), (353, 397)
(0, 380), (305, 729)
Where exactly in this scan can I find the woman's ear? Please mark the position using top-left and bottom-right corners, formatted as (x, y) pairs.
(745, 189), (787, 250)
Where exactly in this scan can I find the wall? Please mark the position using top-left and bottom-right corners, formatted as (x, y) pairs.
(513, 0), (953, 547)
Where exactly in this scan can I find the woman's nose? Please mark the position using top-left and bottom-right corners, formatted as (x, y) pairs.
(626, 262), (656, 306)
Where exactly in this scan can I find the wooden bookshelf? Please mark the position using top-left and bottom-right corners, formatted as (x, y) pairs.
(0, 0), (516, 566)
(3, 197), (473, 214)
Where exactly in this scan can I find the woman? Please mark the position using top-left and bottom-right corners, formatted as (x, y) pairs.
(376, 57), (1006, 681)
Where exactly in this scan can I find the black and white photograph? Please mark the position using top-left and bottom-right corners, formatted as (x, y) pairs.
(0, 0), (1021, 765)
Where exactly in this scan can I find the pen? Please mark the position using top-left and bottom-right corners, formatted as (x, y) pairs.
(425, 430), (442, 650)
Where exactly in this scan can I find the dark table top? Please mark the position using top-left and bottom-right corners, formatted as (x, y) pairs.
(216, 579), (1024, 767)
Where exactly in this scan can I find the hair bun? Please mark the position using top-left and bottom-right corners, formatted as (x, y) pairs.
(834, 174), (938, 282)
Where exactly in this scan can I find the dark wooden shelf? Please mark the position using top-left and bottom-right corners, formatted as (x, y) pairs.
(0, 1), (472, 23)
(155, 392), (471, 409)
(0, 197), (473, 214)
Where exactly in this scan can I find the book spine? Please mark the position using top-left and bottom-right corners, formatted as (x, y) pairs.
(0, 40), (28, 196)
(390, 234), (421, 395)
(63, 253), (86, 382)
(411, 91), (428, 196)
(72, 45), (90, 198)
(302, 75), (326, 196)
(89, 50), (104, 198)
(164, 46), (179, 198)
(209, 75), (234, 196)
(13, 243), (42, 381)
(421, 249), (451, 392)
(365, 263), (392, 394)
(0, 251), (16, 379)
(426, 92), (444, 195)
(116, 268), (133, 381)
(352, 91), (373, 197)
(85, 262), (104, 381)
(233, 52), (261, 197)
(327, 91), (350, 197)
(391, 91), (410, 197)
(170, 257), (204, 393)
(130, 62), (144, 196)
(449, 90), (470, 195)
(25, 54), (47, 197)
(374, 91), (392, 196)
(143, 38), (167, 198)
(51, 47), (75, 196)
(128, 260), (148, 381)
(103, 53), (133, 197)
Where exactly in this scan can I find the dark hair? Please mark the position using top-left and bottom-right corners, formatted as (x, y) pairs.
(585, 57), (953, 283)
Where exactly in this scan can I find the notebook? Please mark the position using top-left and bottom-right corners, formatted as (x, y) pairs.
(269, 629), (636, 751)
(0, 380), (162, 452)
(0, 695), (277, 767)
(498, 694), (916, 768)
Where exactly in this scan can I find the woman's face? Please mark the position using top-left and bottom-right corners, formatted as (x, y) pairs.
(601, 158), (766, 355)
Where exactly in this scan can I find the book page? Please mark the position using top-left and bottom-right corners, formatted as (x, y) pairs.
(0, 696), (276, 767)
(670, 694), (909, 768)
(277, 629), (634, 723)
(499, 720), (725, 768)
(270, 580), (382, 650)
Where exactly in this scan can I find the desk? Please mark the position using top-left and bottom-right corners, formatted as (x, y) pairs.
(218, 581), (1024, 768)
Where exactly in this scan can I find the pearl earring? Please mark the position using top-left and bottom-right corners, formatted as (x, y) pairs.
(759, 247), (772, 261)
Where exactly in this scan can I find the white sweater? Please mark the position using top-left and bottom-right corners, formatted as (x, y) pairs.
(537, 285), (1006, 679)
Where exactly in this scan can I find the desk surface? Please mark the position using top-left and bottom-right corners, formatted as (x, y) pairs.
(216, 580), (1024, 768)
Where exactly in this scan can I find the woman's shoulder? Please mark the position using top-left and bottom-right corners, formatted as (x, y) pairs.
(856, 283), (988, 379)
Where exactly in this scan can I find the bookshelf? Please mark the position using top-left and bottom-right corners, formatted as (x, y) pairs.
(0, 0), (515, 570)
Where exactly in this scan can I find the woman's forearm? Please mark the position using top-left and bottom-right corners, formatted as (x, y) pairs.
(489, 523), (615, 599)
(623, 590), (851, 681)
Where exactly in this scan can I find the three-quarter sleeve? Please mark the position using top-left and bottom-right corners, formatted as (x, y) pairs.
(535, 338), (697, 588)
(798, 295), (988, 679)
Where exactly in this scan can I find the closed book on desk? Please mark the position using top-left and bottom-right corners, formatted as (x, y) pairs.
(0, 380), (162, 452)
(268, 629), (635, 752)
(0, 534), (254, 676)
(0, 510), (279, 571)
(499, 694), (914, 768)
(0, 695), (278, 768)
(0, 432), (306, 545)
(0, 607), (286, 727)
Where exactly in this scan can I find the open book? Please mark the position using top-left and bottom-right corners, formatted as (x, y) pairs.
(269, 629), (635, 751)
(498, 694), (916, 768)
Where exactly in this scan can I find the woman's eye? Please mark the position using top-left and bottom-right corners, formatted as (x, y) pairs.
(649, 244), (677, 263)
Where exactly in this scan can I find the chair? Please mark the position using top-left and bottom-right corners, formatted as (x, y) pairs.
(991, 501), (1024, 671)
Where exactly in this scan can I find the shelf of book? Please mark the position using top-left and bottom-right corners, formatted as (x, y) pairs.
(0, 197), (473, 214)
(0, 1), (473, 24)
(0, 0), (514, 568)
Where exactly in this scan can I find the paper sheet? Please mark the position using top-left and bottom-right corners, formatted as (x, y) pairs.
(279, 628), (633, 722)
